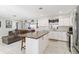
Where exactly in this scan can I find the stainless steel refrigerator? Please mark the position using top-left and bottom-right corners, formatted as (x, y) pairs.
(73, 6), (79, 53)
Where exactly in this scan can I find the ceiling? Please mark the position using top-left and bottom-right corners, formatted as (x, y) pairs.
(0, 5), (77, 20)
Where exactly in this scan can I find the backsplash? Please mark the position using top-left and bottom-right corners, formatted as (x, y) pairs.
(57, 26), (70, 31)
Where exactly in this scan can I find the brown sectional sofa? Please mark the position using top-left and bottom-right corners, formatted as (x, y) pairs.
(2, 30), (21, 44)
(2, 29), (35, 45)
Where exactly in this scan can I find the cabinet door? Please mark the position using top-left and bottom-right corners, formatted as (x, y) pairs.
(39, 34), (49, 53)
(39, 37), (45, 53)
(56, 32), (67, 41)
(48, 31), (67, 41)
(49, 31), (58, 39)
(43, 34), (49, 48)
(48, 32), (53, 39)
(59, 16), (70, 26)
(26, 38), (39, 54)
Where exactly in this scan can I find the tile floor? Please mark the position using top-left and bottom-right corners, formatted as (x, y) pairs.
(44, 39), (71, 54)
(0, 39), (25, 54)
(0, 39), (71, 54)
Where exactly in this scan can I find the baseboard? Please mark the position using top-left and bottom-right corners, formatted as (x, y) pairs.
(49, 39), (68, 42)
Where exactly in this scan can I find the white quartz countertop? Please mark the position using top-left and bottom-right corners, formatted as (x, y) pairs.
(50, 29), (68, 32)
(50, 26), (69, 32)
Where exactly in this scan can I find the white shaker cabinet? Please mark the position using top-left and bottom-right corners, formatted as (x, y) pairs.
(59, 17), (70, 26)
(59, 15), (72, 26)
(48, 31), (68, 41)
(26, 33), (49, 54)
(48, 31), (57, 39)
(39, 34), (49, 53)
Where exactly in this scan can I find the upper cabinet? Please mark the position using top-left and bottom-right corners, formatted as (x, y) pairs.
(49, 14), (73, 27)
(37, 14), (73, 27)
(49, 18), (59, 25)
(59, 15), (73, 26)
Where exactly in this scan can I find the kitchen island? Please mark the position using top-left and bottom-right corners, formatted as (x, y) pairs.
(25, 30), (49, 54)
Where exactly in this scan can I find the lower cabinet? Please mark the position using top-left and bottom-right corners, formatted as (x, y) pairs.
(26, 34), (49, 54)
(39, 34), (49, 53)
(26, 38), (39, 54)
(48, 31), (68, 41)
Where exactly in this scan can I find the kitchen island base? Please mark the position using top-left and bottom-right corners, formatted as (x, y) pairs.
(25, 33), (49, 54)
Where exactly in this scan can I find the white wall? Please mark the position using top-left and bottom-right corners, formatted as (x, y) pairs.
(37, 17), (49, 31)
(0, 17), (16, 38)
(38, 18), (49, 27)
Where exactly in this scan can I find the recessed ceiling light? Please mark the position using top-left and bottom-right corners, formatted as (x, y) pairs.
(39, 7), (43, 10)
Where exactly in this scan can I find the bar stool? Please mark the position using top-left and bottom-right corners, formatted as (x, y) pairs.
(21, 37), (26, 50)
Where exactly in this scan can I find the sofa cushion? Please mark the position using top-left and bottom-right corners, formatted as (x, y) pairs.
(8, 31), (15, 36)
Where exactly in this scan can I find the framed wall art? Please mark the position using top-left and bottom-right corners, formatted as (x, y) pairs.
(6, 20), (12, 28)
